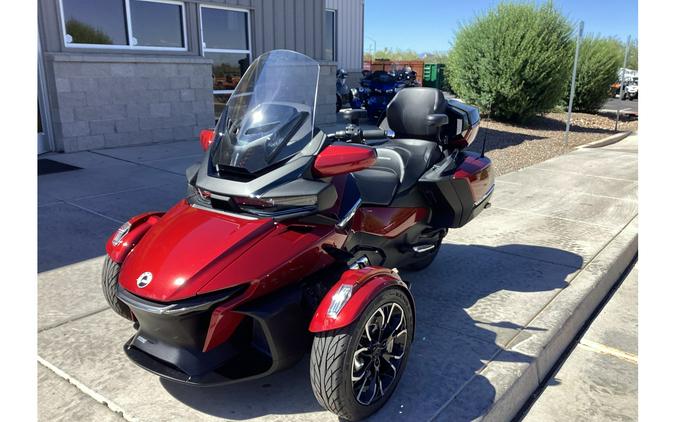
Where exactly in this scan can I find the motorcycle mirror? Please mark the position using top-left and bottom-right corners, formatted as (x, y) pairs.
(199, 129), (215, 151)
(339, 108), (368, 125)
(313, 144), (377, 177)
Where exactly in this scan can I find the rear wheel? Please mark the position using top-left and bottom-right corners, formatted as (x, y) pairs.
(310, 288), (413, 421)
(101, 255), (133, 320)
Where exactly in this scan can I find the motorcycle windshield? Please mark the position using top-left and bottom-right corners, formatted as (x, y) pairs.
(210, 50), (320, 174)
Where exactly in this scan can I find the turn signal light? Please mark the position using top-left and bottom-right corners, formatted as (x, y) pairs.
(111, 222), (131, 246)
(327, 285), (353, 318)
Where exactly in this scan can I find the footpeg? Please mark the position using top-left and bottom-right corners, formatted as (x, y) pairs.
(412, 244), (436, 253)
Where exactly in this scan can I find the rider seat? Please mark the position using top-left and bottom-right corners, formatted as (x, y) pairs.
(353, 88), (447, 205)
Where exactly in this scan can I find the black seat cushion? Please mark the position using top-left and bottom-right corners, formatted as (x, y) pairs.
(352, 138), (442, 205)
(351, 167), (400, 206)
(377, 139), (442, 192)
(385, 88), (448, 139)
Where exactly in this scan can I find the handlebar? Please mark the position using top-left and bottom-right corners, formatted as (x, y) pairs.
(326, 126), (392, 143)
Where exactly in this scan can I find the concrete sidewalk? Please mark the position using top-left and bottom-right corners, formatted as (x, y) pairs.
(521, 262), (638, 421)
(37, 134), (638, 421)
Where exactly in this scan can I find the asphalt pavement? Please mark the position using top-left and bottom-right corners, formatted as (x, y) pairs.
(602, 97), (638, 114)
(37, 134), (638, 422)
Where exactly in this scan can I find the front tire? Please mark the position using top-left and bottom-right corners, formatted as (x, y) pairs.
(310, 288), (413, 421)
(101, 255), (133, 320)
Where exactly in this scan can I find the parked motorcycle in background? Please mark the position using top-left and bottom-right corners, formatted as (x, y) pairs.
(351, 70), (407, 122)
(392, 66), (420, 88)
(336, 68), (353, 112)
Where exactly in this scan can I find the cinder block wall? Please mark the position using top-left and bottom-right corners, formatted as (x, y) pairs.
(46, 54), (214, 152)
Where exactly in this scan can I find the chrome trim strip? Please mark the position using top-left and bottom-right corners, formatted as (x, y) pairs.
(337, 198), (362, 229)
(474, 184), (495, 207)
(117, 285), (246, 316)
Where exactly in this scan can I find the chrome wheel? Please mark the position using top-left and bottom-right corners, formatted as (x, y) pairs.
(351, 303), (408, 406)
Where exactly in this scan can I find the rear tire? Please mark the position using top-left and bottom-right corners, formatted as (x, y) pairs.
(101, 255), (133, 321)
(310, 288), (413, 421)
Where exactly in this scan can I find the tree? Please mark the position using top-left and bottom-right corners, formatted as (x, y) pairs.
(364, 48), (420, 61)
(446, 1), (574, 122)
(564, 35), (623, 112)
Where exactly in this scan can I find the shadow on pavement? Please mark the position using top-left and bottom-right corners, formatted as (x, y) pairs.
(159, 243), (582, 421)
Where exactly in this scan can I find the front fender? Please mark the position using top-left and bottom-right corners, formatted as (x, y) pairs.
(105, 211), (164, 263)
(309, 266), (414, 333)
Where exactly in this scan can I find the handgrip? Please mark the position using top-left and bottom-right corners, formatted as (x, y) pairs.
(361, 129), (388, 139)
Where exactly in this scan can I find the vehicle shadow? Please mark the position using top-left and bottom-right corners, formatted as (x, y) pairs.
(162, 243), (582, 421)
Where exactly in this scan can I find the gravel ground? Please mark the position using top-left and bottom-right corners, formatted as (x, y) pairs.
(467, 112), (638, 175)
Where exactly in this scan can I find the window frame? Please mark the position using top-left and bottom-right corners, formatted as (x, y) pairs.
(325, 8), (337, 62)
(58, 0), (188, 51)
(199, 4), (252, 96)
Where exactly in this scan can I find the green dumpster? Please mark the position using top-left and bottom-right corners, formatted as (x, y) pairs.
(423, 63), (445, 89)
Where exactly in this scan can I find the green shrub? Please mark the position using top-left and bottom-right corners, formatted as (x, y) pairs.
(447, 2), (573, 122)
(66, 19), (113, 45)
(564, 36), (623, 113)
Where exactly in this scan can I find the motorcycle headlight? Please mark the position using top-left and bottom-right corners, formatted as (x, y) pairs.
(112, 221), (131, 246)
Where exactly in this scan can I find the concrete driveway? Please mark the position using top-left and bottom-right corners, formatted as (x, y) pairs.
(38, 135), (638, 421)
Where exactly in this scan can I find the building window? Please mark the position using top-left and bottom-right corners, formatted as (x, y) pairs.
(200, 5), (251, 118)
(59, 0), (187, 50)
(324, 9), (336, 61)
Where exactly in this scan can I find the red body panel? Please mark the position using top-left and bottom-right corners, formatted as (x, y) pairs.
(453, 155), (494, 203)
(118, 201), (347, 303)
(105, 212), (164, 263)
(203, 308), (244, 352)
(118, 201), (276, 301)
(313, 144), (377, 177)
(309, 267), (406, 332)
(351, 207), (428, 238)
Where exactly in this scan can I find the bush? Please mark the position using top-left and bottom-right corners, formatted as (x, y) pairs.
(446, 2), (573, 122)
(564, 36), (623, 113)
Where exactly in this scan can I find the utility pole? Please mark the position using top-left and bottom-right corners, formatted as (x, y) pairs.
(615, 35), (631, 131)
(366, 36), (377, 58)
(564, 21), (583, 149)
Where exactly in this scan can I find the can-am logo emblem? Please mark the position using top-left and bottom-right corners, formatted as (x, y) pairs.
(137, 272), (153, 288)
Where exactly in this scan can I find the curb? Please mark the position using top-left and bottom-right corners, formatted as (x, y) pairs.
(580, 131), (633, 149)
(431, 217), (638, 422)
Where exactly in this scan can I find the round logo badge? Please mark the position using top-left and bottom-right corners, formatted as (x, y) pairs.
(136, 272), (153, 288)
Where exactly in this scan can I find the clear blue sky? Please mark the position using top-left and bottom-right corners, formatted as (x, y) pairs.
(364, 0), (638, 53)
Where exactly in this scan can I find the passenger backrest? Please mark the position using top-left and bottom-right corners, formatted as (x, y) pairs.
(384, 88), (447, 139)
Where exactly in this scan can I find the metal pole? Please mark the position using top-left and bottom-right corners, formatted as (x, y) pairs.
(564, 21), (584, 149)
(616, 35), (631, 131)
(366, 36), (377, 58)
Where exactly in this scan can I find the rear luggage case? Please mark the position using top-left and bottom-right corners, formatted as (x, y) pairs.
(420, 151), (494, 229)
